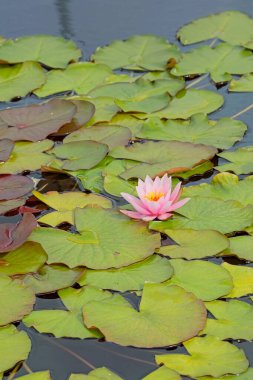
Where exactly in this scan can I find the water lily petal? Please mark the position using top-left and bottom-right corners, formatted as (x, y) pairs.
(168, 197), (190, 212)
(170, 182), (182, 203)
(158, 212), (173, 220)
(121, 192), (150, 215)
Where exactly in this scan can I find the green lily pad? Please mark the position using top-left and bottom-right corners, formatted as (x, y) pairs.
(78, 255), (173, 291)
(221, 263), (253, 298)
(142, 367), (181, 380)
(78, 97), (120, 126)
(177, 11), (253, 49)
(0, 139), (53, 174)
(91, 34), (181, 71)
(230, 74), (253, 92)
(22, 264), (83, 294)
(165, 259), (233, 301)
(24, 286), (106, 339)
(138, 114), (246, 149)
(33, 190), (112, 226)
(216, 146), (253, 174)
(156, 336), (249, 378)
(150, 197), (253, 234)
(34, 62), (112, 97)
(108, 114), (144, 137)
(221, 235), (253, 261)
(0, 324), (31, 372)
(103, 174), (137, 197)
(69, 367), (123, 379)
(0, 35), (81, 68)
(29, 207), (161, 269)
(83, 283), (206, 348)
(64, 124), (132, 150)
(157, 229), (229, 259)
(14, 372), (51, 380)
(197, 368), (253, 380)
(51, 140), (108, 171)
(201, 299), (253, 340)
(174, 161), (214, 180)
(0, 274), (35, 325)
(133, 89), (224, 120)
(171, 43), (253, 83)
(0, 62), (45, 101)
(183, 172), (253, 206)
(110, 140), (217, 180)
(0, 242), (47, 275)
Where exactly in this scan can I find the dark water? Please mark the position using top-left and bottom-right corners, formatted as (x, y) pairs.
(1, 0), (253, 379)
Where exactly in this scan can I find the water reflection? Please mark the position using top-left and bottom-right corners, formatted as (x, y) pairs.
(55, 0), (75, 39)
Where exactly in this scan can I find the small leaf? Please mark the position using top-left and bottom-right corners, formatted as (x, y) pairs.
(222, 235), (253, 261)
(221, 262), (253, 298)
(142, 366), (181, 380)
(69, 367), (123, 379)
(230, 74), (253, 92)
(216, 146), (253, 174)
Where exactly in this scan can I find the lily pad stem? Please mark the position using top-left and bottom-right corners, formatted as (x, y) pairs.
(231, 103), (253, 119)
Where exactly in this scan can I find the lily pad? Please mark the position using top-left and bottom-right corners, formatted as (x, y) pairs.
(0, 274), (35, 325)
(33, 190), (112, 226)
(30, 207), (161, 269)
(64, 124), (132, 150)
(103, 174), (137, 197)
(14, 372), (51, 380)
(177, 11), (253, 49)
(165, 259), (233, 301)
(22, 264), (83, 294)
(171, 43), (253, 83)
(0, 198), (25, 214)
(0, 139), (53, 174)
(216, 146), (253, 174)
(34, 62), (112, 97)
(79, 97), (120, 125)
(230, 74), (253, 92)
(183, 172), (253, 206)
(197, 368), (253, 380)
(156, 336), (249, 378)
(0, 61), (45, 101)
(0, 175), (34, 200)
(158, 229), (228, 259)
(222, 235), (253, 261)
(24, 286), (106, 339)
(78, 255), (173, 291)
(138, 114), (246, 149)
(0, 139), (14, 161)
(83, 283), (206, 348)
(0, 99), (87, 142)
(91, 34), (181, 71)
(133, 89), (224, 120)
(0, 213), (37, 253)
(0, 241), (47, 275)
(69, 368), (123, 379)
(51, 141), (108, 171)
(0, 35), (81, 68)
(221, 263), (253, 298)
(142, 366), (181, 380)
(150, 197), (253, 234)
(202, 299), (253, 340)
(0, 324), (31, 372)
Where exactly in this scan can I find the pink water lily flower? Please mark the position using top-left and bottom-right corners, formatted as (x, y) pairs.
(120, 174), (190, 221)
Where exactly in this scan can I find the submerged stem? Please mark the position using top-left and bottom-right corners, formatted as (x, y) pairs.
(7, 363), (22, 380)
(22, 362), (33, 374)
(186, 73), (209, 89)
(231, 103), (253, 119)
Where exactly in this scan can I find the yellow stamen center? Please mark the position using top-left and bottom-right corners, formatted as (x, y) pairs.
(145, 191), (165, 202)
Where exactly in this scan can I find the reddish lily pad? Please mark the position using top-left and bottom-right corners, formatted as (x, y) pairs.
(0, 139), (14, 162)
(0, 175), (34, 200)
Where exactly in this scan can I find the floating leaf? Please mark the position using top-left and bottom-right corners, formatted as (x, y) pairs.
(133, 89), (224, 120)
(30, 207), (160, 269)
(165, 259), (233, 301)
(0, 61), (45, 101)
(64, 124), (132, 150)
(0, 274), (35, 325)
(92, 34), (181, 71)
(138, 114), (246, 149)
(0, 198), (25, 214)
(150, 197), (253, 234)
(0, 99), (89, 142)
(174, 161), (214, 180)
(78, 255), (173, 292)
(14, 372), (51, 380)
(83, 283), (206, 348)
(69, 367), (123, 379)
(171, 43), (253, 83)
(142, 367), (181, 380)
(156, 336), (249, 378)
(110, 140), (217, 180)
(197, 368), (253, 380)
(103, 174), (137, 197)
(221, 263), (253, 298)
(0, 35), (81, 68)
(230, 74), (253, 92)
(34, 62), (112, 97)
(183, 172), (253, 206)
(34, 190), (112, 226)
(0, 139), (53, 174)
(0, 213), (37, 253)
(22, 264), (83, 294)
(0, 324), (31, 372)
(0, 139), (14, 162)
(108, 114), (144, 137)
(51, 141), (108, 171)
(202, 299), (253, 340)
(0, 175), (34, 200)
(79, 96), (120, 125)
(222, 235), (253, 261)
(177, 11), (253, 49)
(24, 286), (106, 339)
(216, 146), (253, 174)
(157, 229), (229, 259)
(0, 242), (47, 275)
